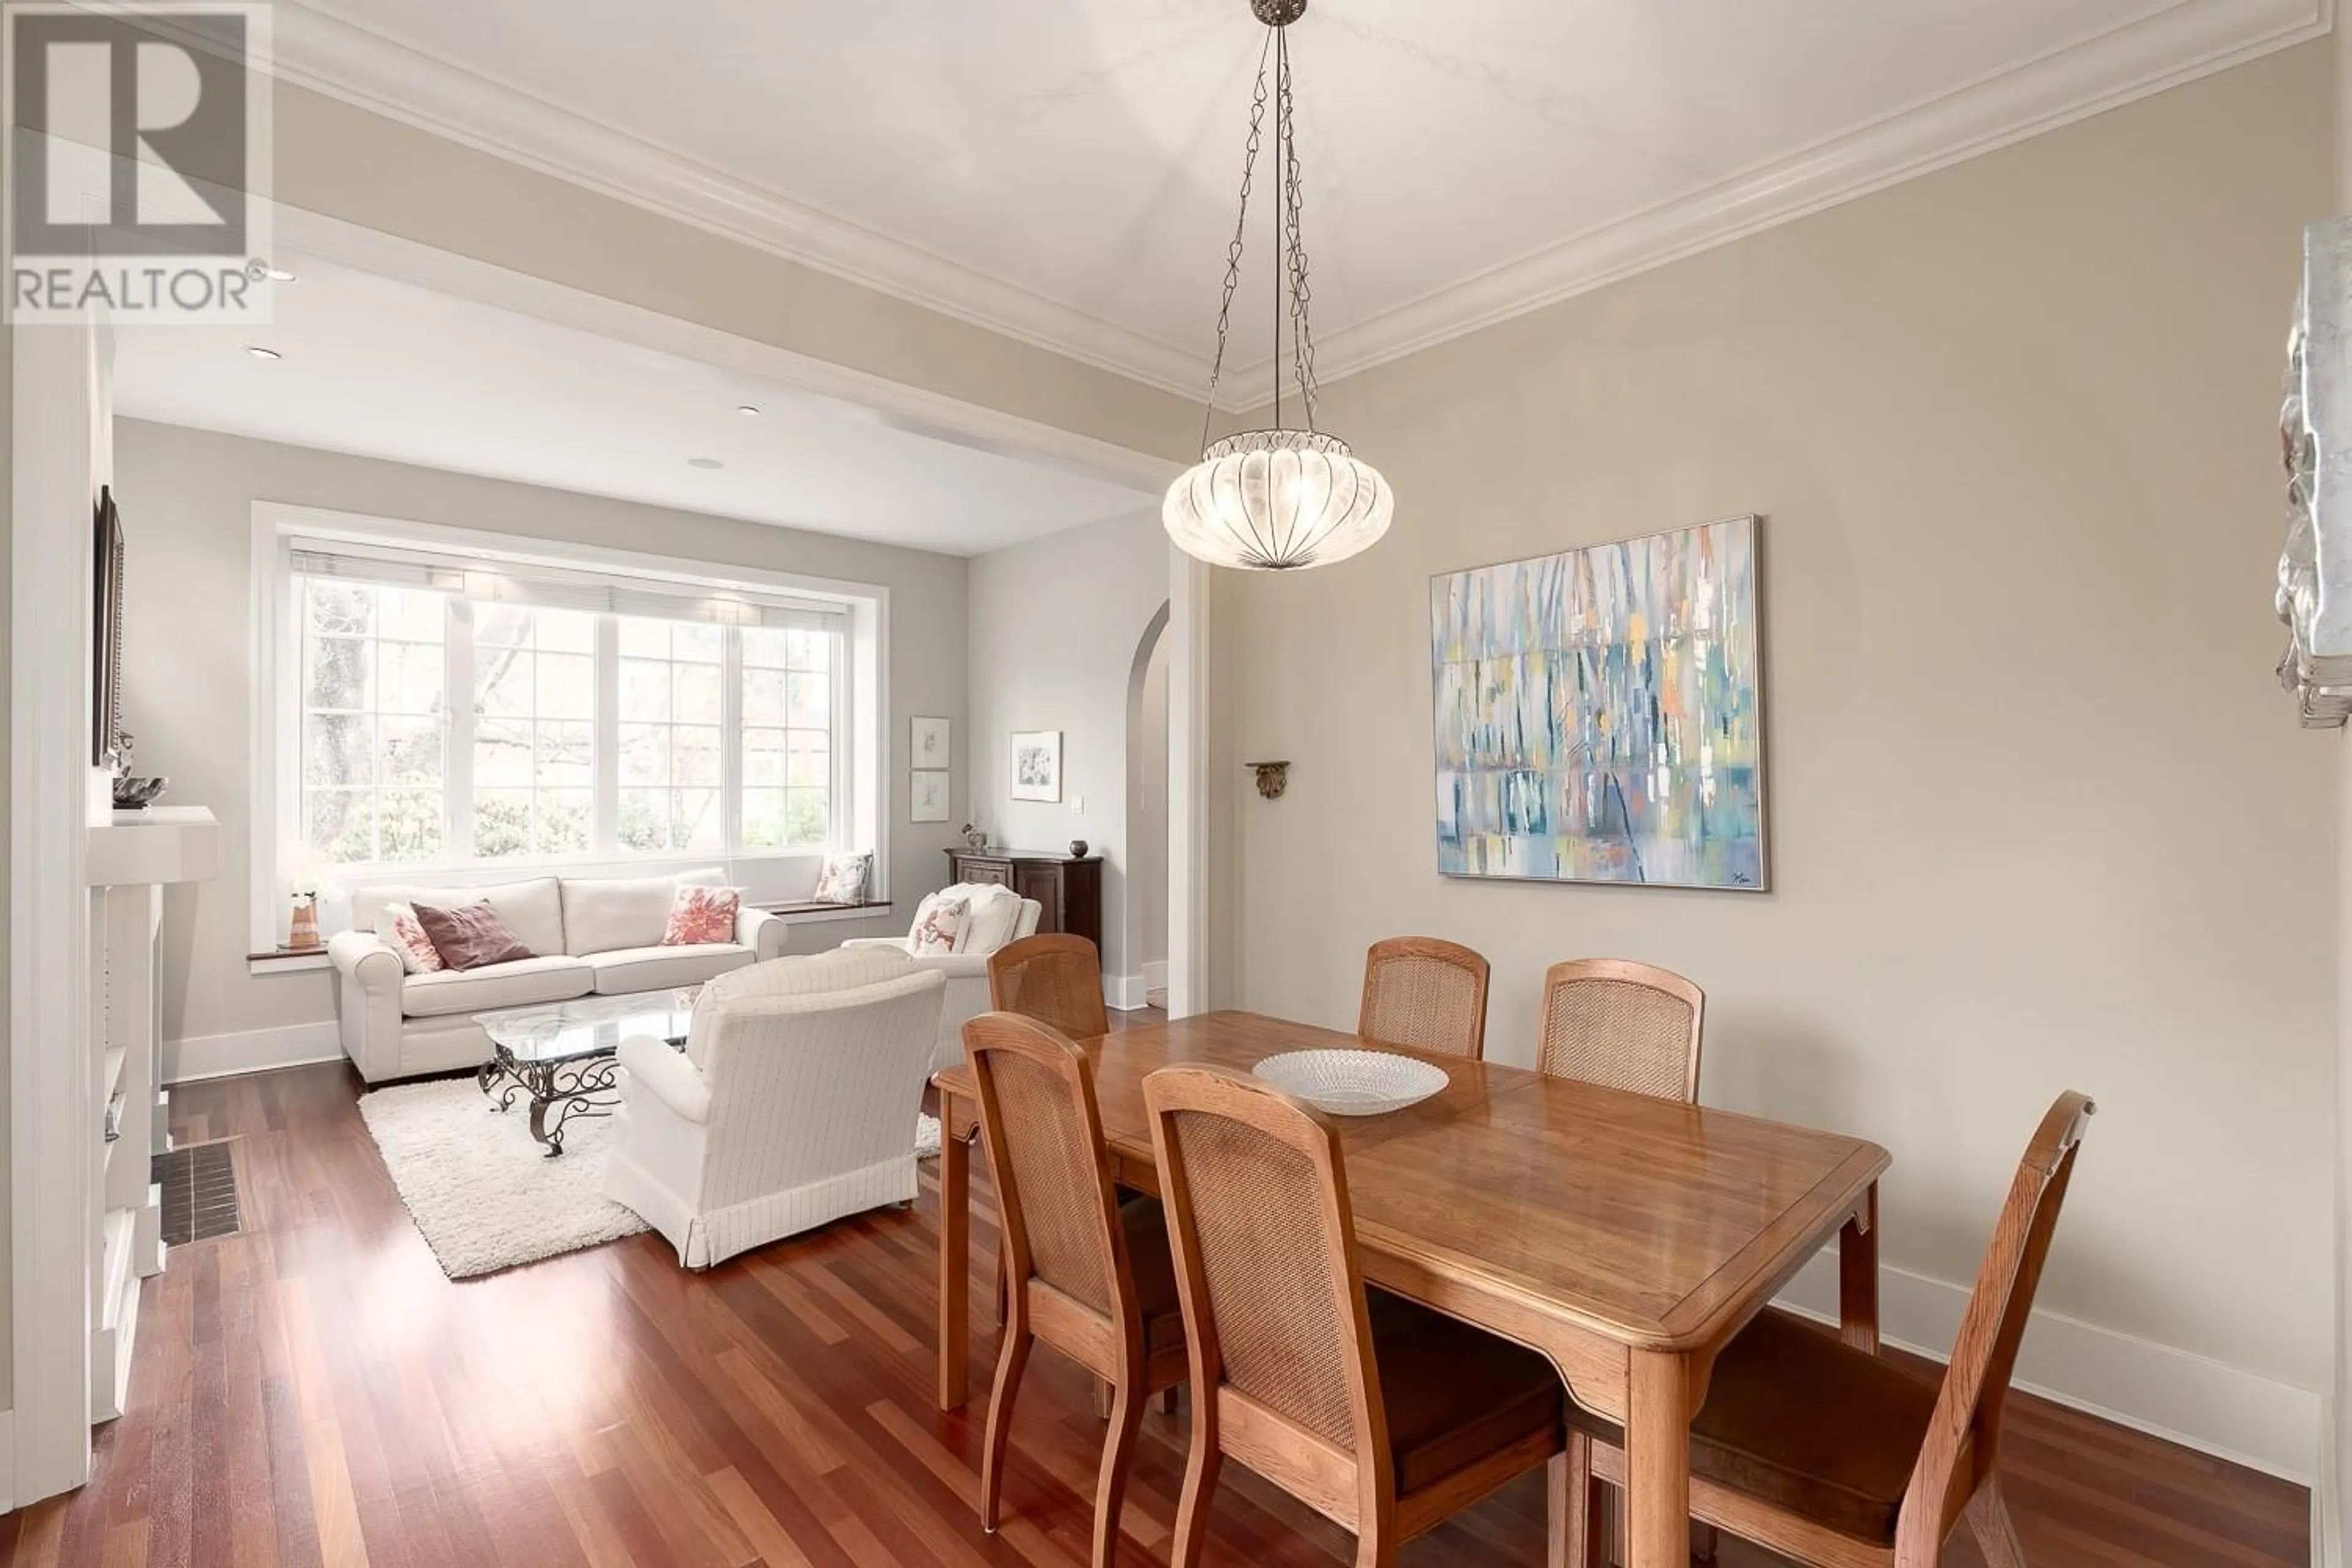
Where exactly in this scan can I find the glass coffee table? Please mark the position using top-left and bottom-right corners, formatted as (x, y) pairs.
(473, 987), (700, 1156)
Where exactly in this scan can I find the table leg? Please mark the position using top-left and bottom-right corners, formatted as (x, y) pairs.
(1839, 1182), (1880, 1354)
(1624, 1351), (1692, 1568)
(937, 1085), (971, 1412)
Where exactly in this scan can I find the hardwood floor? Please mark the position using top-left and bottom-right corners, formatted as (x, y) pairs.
(0, 1054), (2309, 1567)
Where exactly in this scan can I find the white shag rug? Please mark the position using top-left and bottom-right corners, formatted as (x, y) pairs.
(358, 1075), (943, 1281)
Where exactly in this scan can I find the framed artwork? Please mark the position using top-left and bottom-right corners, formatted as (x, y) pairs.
(911, 769), (951, 823)
(1429, 515), (1765, 891)
(1011, 729), (1063, 802)
(910, 716), (950, 768)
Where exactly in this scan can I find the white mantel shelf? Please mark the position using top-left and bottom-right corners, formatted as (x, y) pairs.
(86, 805), (219, 888)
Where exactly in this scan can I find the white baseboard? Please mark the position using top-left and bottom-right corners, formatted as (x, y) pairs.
(163, 1020), (344, 1085)
(2316, 1400), (2342, 1568)
(1777, 1253), (2321, 1485)
(1105, 972), (1150, 1012)
(0, 1405), (18, 1515)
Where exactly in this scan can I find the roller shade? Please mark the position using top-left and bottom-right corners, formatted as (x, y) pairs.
(288, 539), (850, 632)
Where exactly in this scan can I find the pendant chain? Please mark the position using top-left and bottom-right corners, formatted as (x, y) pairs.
(1199, 31), (1274, 456)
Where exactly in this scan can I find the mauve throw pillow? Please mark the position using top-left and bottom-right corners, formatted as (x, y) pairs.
(413, 901), (533, 970)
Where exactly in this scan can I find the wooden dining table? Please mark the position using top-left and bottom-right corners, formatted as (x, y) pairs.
(930, 1011), (1889, 1568)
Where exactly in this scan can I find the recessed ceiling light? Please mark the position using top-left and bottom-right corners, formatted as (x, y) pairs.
(687, 456), (724, 470)
(244, 345), (281, 361)
(262, 266), (296, 282)
(736, 404), (760, 417)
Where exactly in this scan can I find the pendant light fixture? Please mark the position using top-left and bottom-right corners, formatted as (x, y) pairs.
(1163, 0), (1392, 572)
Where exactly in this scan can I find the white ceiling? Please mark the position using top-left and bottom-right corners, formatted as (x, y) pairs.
(270, 0), (2328, 402)
(111, 257), (1159, 555)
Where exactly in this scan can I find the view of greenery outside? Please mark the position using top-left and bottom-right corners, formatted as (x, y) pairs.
(741, 625), (832, 850)
(474, 605), (595, 858)
(303, 582), (447, 866)
(300, 576), (840, 872)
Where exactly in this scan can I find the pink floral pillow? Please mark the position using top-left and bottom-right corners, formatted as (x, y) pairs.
(374, 902), (446, 974)
(661, 884), (742, 947)
(909, 895), (968, 957)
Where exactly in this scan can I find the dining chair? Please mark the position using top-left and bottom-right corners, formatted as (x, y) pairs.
(963, 1012), (1188, 1568)
(1140, 1063), (1567, 1568)
(989, 932), (1112, 1041)
(1357, 937), (1491, 1060)
(1556, 1091), (2096, 1568)
(1535, 958), (1705, 1102)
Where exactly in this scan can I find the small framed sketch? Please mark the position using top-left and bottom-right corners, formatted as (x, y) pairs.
(1011, 729), (1063, 802)
(911, 769), (951, 823)
(910, 716), (950, 768)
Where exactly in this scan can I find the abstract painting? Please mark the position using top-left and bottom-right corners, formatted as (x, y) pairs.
(1430, 516), (1765, 891)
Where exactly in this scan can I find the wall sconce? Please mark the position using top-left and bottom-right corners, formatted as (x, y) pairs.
(1246, 761), (1290, 799)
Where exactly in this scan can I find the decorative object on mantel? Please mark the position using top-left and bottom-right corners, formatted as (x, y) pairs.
(1246, 761), (1290, 799)
(110, 736), (167, 810)
(911, 769), (950, 823)
(1162, 0), (1392, 573)
(1067, 839), (1088, 859)
(960, 821), (989, 851)
(1010, 729), (1062, 802)
(1431, 516), (1766, 891)
(2277, 217), (2352, 726)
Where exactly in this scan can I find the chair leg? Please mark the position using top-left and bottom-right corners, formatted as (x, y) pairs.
(1546, 1434), (1597, 1568)
(1169, 1431), (1222, 1568)
(1693, 1523), (1719, 1563)
(1964, 1479), (2029, 1568)
(1157, 1385), (1180, 1415)
(1090, 1378), (1145, 1568)
(978, 1327), (1031, 1532)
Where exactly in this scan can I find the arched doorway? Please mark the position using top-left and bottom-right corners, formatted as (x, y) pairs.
(1121, 601), (1171, 1010)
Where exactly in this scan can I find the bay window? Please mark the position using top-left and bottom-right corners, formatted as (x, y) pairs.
(263, 514), (881, 928)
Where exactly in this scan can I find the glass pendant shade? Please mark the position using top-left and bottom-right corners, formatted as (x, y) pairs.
(1162, 429), (1393, 571)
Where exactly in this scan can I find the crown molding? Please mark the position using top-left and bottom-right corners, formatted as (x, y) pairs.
(266, 3), (1219, 406)
(1219, 0), (2331, 406)
(270, 0), (2327, 417)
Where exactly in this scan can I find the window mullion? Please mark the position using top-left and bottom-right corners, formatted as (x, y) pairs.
(447, 597), (476, 860)
(594, 614), (619, 854)
(831, 633), (849, 851)
(721, 626), (744, 858)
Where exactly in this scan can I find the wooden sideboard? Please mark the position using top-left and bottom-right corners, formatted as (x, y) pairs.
(945, 849), (1102, 960)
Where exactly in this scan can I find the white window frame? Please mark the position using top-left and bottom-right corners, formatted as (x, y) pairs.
(249, 502), (890, 954)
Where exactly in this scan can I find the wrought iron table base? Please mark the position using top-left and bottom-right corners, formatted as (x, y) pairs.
(477, 1050), (623, 1156)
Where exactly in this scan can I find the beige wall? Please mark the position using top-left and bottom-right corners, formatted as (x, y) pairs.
(967, 510), (1169, 984)
(1213, 43), (2335, 1395)
(112, 418), (970, 1059)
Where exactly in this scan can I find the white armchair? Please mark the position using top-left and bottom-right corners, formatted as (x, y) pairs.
(840, 882), (1042, 1069)
(602, 946), (947, 1268)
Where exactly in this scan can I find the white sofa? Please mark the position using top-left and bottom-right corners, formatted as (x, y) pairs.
(840, 881), (1041, 1070)
(603, 946), (947, 1267)
(326, 869), (785, 1082)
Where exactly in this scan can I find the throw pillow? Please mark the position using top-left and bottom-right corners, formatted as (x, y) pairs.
(813, 851), (871, 903)
(660, 884), (742, 946)
(374, 902), (446, 974)
(413, 901), (533, 971)
(909, 895), (968, 957)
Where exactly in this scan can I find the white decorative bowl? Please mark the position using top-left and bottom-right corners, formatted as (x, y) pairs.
(1252, 1049), (1449, 1117)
